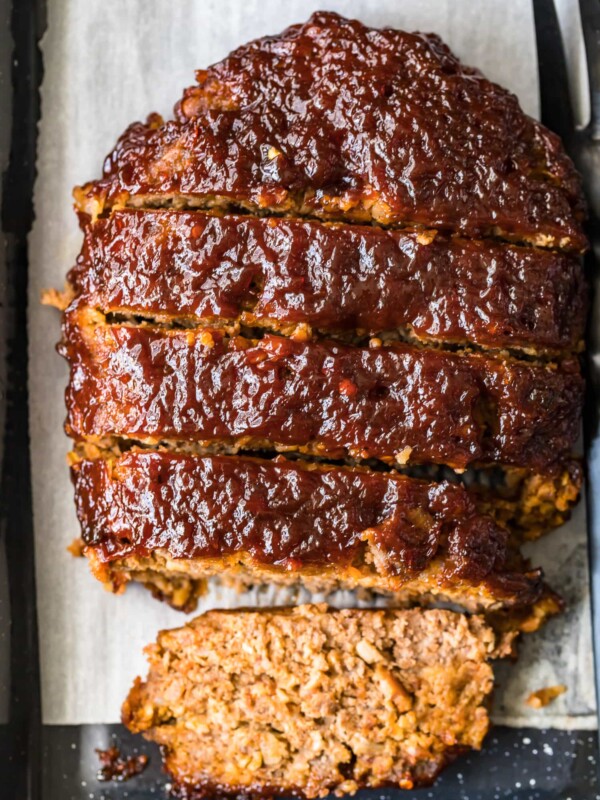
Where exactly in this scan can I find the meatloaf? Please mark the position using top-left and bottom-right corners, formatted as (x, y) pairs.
(68, 209), (586, 355)
(71, 450), (556, 616)
(123, 604), (505, 798)
(55, 11), (586, 628)
(62, 305), (583, 471)
(74, 13), (585, 251)
(47, 12), (592, 793)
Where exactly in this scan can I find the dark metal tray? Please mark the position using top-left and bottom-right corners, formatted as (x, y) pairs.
(1, 0), (599, 798)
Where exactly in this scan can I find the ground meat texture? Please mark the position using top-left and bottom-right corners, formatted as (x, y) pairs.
(61, 307), (583, 472)
(74, 13), (586, 251)
(473, 460), (582, 539)
(68, 210), (587, 354)
(71, 450), (549, 614)
(122, 605), (501, 798)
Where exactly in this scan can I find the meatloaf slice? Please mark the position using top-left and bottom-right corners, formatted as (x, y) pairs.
(74, 13), (586, 251)
(70, 450), (553, 616)
(122, 605), (503, 797)
(68, 209), (587, 355)
(61, 306), (583, 472)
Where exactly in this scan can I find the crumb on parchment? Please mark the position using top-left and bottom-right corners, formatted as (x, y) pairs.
(67, 538), (85, 558)
(41, 285), (73, 310)
(526, 685), (567, 708)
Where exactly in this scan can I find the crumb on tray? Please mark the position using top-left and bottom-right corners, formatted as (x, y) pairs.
(96, 746), (149, 782)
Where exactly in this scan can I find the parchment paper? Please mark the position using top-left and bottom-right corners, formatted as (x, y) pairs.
(28, 0), (597, 727)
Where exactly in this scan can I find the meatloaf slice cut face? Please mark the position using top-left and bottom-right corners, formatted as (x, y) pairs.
(61, 306), (583, 472)
(122, 605), (501, 797)
(74, 12), (586, 251)
(70, 450), (557, 617)
(68, 210), (587, 355)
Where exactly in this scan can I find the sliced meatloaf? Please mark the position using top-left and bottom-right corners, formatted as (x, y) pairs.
(70, 449), (560, 619)
(52, 12), (587, 650)
(74, 13), (586, 251)
(61, 306), (583, 471)
(68, 209), (586, 355)
(122, 605), (505, 797)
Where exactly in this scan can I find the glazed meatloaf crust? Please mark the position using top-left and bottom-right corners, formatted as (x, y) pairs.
(62, 306), (583, 471)
(68, 209), (587, 354)
(74, 13), (585, 251)
(123, 605), (504, 798)
(55, 12), (586, 629)
(71, 450), (552, 615)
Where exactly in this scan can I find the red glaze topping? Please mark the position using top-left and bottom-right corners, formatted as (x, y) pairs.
(76, 12), (585, 250)
(70, 210), (587, 353)
(62, 309), (583, 471)
(72, 451), (541, 605)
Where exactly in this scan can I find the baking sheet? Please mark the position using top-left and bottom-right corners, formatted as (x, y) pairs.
(28, 0), (596, 727)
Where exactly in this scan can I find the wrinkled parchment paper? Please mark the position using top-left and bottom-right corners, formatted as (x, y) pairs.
(28, 0), (597, 727)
